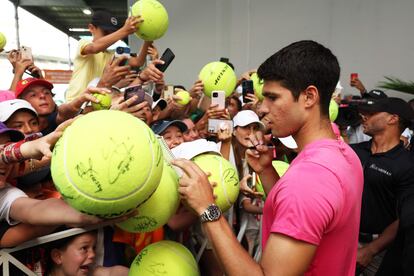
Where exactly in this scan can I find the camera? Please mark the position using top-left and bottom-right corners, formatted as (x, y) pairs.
(115, 46), (130, 55)
(335, 98), (369, 128)
(115, 46), (131, 66)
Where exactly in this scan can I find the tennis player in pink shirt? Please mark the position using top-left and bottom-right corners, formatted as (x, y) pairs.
(173, 40), (363, 275)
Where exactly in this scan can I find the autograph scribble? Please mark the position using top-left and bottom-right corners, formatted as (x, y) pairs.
(223, 168), (239, 187)
(102, 137), (135, 184)
(134, 249), (148, 266)
(75, 158), (102, 192)
(146, 262), (167, 275)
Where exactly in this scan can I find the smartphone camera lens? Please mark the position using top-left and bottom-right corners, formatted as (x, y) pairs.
(212, 92), (218, 97)
(116, 47), (124, 54)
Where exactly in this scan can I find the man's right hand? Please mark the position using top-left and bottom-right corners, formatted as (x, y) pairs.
(246, 144), (273, 174)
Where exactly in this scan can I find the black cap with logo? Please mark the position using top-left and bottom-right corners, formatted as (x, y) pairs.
(358, 97), (414, 122)
(91, 9), (120, 33)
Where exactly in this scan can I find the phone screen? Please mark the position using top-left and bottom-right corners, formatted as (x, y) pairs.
(242, 80), (254, 103)
(155, 48), (175, 72)
(124, 85), (145, 105)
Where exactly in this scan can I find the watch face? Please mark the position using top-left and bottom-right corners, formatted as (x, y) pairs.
(207, 205), (221, 220)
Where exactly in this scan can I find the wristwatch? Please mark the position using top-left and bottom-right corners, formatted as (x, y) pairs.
(200, 204), (222, 223)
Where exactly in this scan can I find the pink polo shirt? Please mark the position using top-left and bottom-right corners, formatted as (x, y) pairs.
(262, 139), (363, 275)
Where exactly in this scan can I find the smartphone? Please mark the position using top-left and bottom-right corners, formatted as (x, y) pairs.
(350, 73), (358, 81)
(211, 90), (225, 109)
(124, 85), (145, 105)
(155, 48), (175, 72)
(20, 46), (33, 61)
(207, 119), (233, 134)
(247, 172), (256, 189)
(115, 46), (131, 66)
(163, 85), (174, 99)
(242, 80), (254, 103)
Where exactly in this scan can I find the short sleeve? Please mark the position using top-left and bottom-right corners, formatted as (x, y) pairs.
(0, 185), (28, 225)
(77, 39), (93, 58)
(270, 162), (343, 245)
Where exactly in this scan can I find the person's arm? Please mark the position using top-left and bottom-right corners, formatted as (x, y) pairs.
(350, 77), (367, 95)
(241, 198), (262, 214)
(9, 56), (33, 91)
(81, 16), (142, 55)
(357, 220), (399, 268)
(128, 41), (153, 68)
(167, 204), (198, 231)
(217, 125), (232, 161)
(56, 88), (110, 123)
(203, 218), (316, 275)
(188, 79), (204, 113)
(246, 145), (279, 195)
(172, 158), (317, 275)
(9, 197), (102, 226)
(128, 59), (165, 87)
(0, 223), (56, 248)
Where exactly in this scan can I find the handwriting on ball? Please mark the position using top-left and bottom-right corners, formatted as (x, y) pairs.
(102, 137), (135, 184)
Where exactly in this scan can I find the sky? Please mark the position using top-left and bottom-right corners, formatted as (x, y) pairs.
(0, 0), (79, 60)
(0, 1), (129, 100)
(0, 0), (80, 99)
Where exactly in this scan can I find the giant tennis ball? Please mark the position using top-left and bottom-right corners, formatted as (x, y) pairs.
(117, 162), (179, 233)
(51, 110), (164, 218)
(191, 153), (239, 212)
(256, 160), (290, 199)
(199, 62), (237, 98)
(250, 73), (264, 100)
(0, 32), (6, 51)
(129, 240), (200, 276)
(175, 90), (191, 106)
(329, 99), (339, 122)
(131, 0), (169, 41)
(91, 93), (112, 110)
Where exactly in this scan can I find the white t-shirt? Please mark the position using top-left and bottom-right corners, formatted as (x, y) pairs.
(0, 184), (27, 225)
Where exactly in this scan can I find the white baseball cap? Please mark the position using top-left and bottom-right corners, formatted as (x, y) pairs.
(0, 99), (37, 122)
(152, 98), (167, 111)
(171, 139), (221, 160)
(278, 136), (297, 149)
(233, 110), (265, 129)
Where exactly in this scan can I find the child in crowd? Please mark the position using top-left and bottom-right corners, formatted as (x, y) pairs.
(150, 119), (188, 149)
(45, 231), (128, 276)
(65, 9), (150, 101)
(0, 99), (39, 136)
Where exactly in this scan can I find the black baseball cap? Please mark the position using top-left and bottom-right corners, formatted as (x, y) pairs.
(358, 97), (414, 121)
(362, 89), (388, 99)
(91, 9), (120, 33)
(151, 120), (188, 135)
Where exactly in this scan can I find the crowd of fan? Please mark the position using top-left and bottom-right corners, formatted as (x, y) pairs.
(1, 8), (414, 276)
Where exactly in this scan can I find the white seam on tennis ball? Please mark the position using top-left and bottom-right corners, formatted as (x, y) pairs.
(161, 242), (199, 272)
(63, 118), (156, 201)
(137, 0), (143, 16)
(219, 157), (232, 208)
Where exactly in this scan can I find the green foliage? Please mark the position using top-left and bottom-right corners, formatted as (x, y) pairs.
(378, 76), (414, 95)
